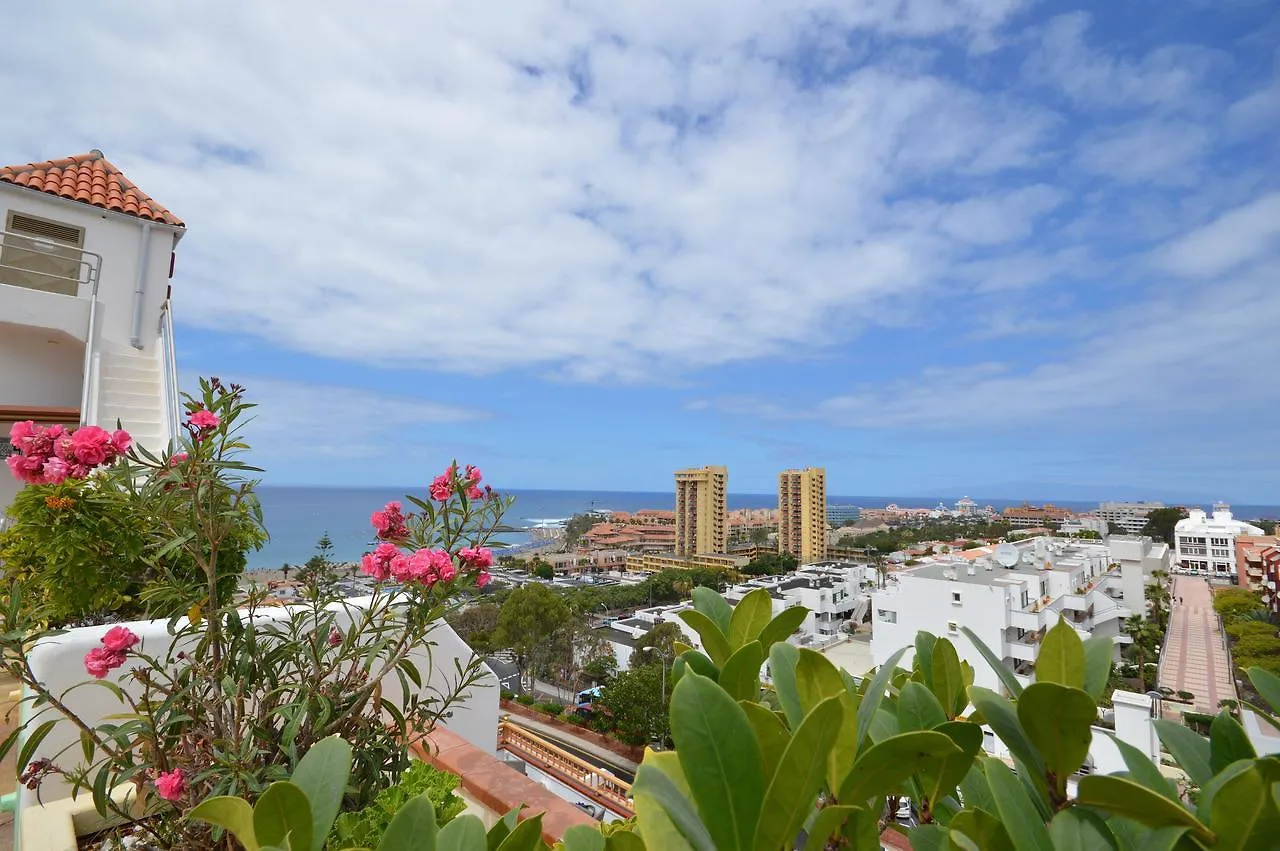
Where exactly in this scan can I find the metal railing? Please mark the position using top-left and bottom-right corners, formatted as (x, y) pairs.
(158, 300), (181, 444)
(497, 720), (633, 816)
(0, 229), (101, 298)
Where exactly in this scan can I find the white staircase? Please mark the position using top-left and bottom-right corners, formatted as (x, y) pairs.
(93, 343), (171, 457)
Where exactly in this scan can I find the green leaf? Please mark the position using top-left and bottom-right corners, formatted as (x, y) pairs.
(729, 588), (774, 650)
(914, 631), (937, 690)
(1037, 616), (1086, 689)
(768, 642), (804, 728)
(190, 797), (260, 851)
(291, 736), (352, 851)
(718, 641), (764, 702)
(983, 759), (1053, 851)
(794, 648), (859, 790)
(677, 649), (720, 683)
(898, 681), (947, 732)
(757, 606), (810, 650)
(1136, 826), (1192, 851)
(631, 764), (712, 851)
(254, 782), (314, 851)
(692, 587), (733, 636)
(753, 695), (843, 851)
(949, 808), (1014, 851)
(802, 805), (860, 851)
(16, 719), (57, 775)
(1195, 758), (1256, 827)
(1082, 635), (1114, 701)
(903, 824), (945, 851)
(1247, 666), (1280, 715)
(669, 672), (766, 851)
(966, 687), (1048, 795)
(437, 814), (487, 851)
(855, 646), (907, 750)
(1076, 776), (1212, 842)
(376, 795), (437, 851)
(918, 721), (984, 807)
(958, 765), (996, 815)
(958, 626), (1024, 697)
(1047, 808), (1118, 851)
(740, 701), (790, 781)
(495, 814), (544, 851)
(1105, 733), (1179, 802)
(561, 824), (607, 851)
(678, 610), (732, 667)
(1210, 709), (1256, 773)
(838, 731), (960, 803)
(1017, 682), (1095, 794)
(930, 638), (965, 719)
(1208, 764), (1280, 851)
(1152, 720), (1212, 787)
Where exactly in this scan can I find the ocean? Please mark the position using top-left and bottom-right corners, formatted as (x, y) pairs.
(247, 486), (1280, 569)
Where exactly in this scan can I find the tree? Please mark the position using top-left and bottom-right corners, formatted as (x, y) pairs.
(749, 527), (771, 545)
(1106, 521), (1127, 536)
(299, 532), (339, 588)
(447, 601), (501, 655)
(743, 551), (798, 576)
(1142, 507), (1188, 546)
(493, 583), (571, 688)
(563, 514), (594, 549)
(1122, 613), (1162, 690)
(630, 622), (683, 669)
(578, 640), (618, 686)
(596, 663), (667, 746)
(1145, 581), (1172, 632)
(1213, 587), (1266, 622)
(529, 558), (554, 580)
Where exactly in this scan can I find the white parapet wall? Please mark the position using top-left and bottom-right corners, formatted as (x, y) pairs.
(19, 595), (498, 814)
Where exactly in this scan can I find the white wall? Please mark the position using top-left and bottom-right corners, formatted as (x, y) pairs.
(0, 325), (84, 409)
(21, 599), (497, 811)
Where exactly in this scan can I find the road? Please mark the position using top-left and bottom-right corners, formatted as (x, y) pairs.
(502, 715), (637, 783)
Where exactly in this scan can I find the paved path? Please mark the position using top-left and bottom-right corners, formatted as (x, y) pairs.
(1159, 577), (1236, 714)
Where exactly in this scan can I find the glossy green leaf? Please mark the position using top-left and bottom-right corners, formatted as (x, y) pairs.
(678, 610), (732, 667)
(1077, 776), (1213, 842)
(190, 797), (259, 851)
(795, 648), (859, 789)
(1195, 758), (1255, 826)
(437, 815), (487, 851)
(769, 642), (804, 728)
(740, 701), (790, 781)
(754, 696), (843, 851)
(729, 588), (774, 649)
(967, 687), (1048, 793)
(904, 823), (945, 851)
(918, 721), (984, 807)
(949, 808), (1014, 851)
(855, 646), (907, 750)
(758, 606), (810, 651)
(692, 587), (733, 636)
(605, 832), (646, 851)
(898, 681), (947, 732)
(1247, 666), (1280, 715)
(291, 736), (352, 851)
(377, 795), (437, 851)
(1136, 826), (1192, 851)
(801, 805), (860, 851)
(494, 814), (544, 851)
(16, 720), (57, 775)
(983, 759), (1053, 851)
(868, 706), (899, 743)
(1036, 616), (1085, 689)
(839, 730), (959, 803)
(254, 782), (313, 851)
(669, 673), (765, 851)
(1208, 764), (1280, 851)
(1105, 733), (1179, 802)
(561, 824), (607, 851)
(1152, 720), (1212, 787)
(1081, 636), (1113, 701)
(931, 638), (965, 719)
(1210, 709), (1256, 773)
(914, 631), (937, 690)
(959, 764), (997, 815)
(487, 808), (523, 851)
(959, 626), (1024, 697)
(631, 763), (711, 851)
(1047, 808), (1118, 851)
(1017, 682), (1094, 794)
(678, 649), (720, 682)
(718, 641), (765, 702)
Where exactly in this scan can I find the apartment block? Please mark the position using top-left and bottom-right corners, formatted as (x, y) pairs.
(1174, 503), (1265, 579)
(674, 465), (727, 555)
(778, 467), (828, 562)
(1002, 503), (1075, 527)
(1236, 534), (1280, 595)
(1097, 501), (1166, 535)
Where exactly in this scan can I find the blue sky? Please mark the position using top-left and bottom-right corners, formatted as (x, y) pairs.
(4, 1), (1278, 502)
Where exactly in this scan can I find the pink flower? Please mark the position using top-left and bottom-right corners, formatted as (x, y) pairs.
(371, 502), (408, 540)
(71, 426), (112, 466)
(110, 430), (132, 455)
(8, 421), (34, 444)
(360, 542), (401, 581)
(327, 626), (343, 647)
(68, 463), (91, 479)
(41, 457), (69, 484)
(84, 647), (125, 679)
(467, 486), (483, 500)
(188, 409), (220, 430)
(101, 626), (140, 654)
(389, 553), (412, 583)
(476, 571), (492, 589)
(429, 473), (453, 502)
(6, 455), (40, 484)
(168, 452), (188, 468)
(370, 510), (390, 533)
(460, 547), (493, 569)
(53, 434), (76, 462)
(464, 465), (482, 485)
(155, 769), (185, 802)
(438, 562), (457, 582)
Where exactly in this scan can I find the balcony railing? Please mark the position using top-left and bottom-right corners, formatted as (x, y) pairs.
(497, 720), (634, 817)
(0, 229), (101, 298)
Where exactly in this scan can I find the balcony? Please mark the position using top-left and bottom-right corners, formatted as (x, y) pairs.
(1007, 640), (1038, 663)
(1009, 609), (1043, 631)
(1062, 594), (1090, 612)
(0, 229), (99, 341)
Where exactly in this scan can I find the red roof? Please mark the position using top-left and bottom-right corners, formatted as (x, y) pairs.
(0, 150), (183, 227)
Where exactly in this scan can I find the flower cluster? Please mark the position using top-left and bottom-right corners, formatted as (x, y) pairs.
(184, 406), (220, 441)
(429, 463), (487, 502)
(83, 626), (139, 679)
(370, 501), (409, 540)
(154, 768), (185, 802)
(361, 543), (459, 586)
(5, 421), (131, 485)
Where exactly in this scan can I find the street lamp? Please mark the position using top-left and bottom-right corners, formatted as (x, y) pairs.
(641, 644), (668, 746)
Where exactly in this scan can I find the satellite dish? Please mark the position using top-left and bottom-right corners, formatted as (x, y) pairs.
(995, 543), (1020, 568)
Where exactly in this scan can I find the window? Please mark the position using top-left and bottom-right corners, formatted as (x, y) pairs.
(877, 609), (897, 624)
(1, 210), (86, 296)
(947, 621), (959, 634)
(952, 591), (962, 605)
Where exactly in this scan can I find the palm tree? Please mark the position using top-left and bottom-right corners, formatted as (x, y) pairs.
(1123, 613), (1163, 689)
(1146, 581), (1172, 631)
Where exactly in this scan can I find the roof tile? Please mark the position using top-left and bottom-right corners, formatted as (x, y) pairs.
(0, 150), (183, 227)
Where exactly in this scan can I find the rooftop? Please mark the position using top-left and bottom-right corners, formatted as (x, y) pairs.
(0, 150), (184, 226)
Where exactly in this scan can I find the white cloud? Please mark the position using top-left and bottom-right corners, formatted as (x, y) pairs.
(1075, 120), (1211, 185)
(1156, 193), (1280, 277)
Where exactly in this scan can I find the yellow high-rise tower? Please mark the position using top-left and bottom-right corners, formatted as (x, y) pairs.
(674, 466), (728, 555)
(778, 467), (827, 562)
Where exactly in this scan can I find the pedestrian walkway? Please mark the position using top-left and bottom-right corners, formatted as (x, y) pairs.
(1159, 577), (1236, 714)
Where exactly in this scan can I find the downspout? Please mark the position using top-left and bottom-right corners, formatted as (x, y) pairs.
(129, 222), (154, 349)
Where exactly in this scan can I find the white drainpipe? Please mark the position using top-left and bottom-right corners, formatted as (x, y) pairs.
(129, 222), (154, 349)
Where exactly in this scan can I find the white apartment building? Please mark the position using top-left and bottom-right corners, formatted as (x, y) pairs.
(1, 151), (184, 515)
(871, 537), (1131, 692)
(1175, 503), (1264, 579)
(1060, 514), (1109, 537)
(1097, 501), (1165, 534)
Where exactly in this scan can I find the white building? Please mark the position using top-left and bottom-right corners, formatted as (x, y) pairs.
(1, 151), (184, 514)
(1108, 535), (1172, 615)
(870, 537), (1131, 692)
(1060, 514), (1109, 537)
(1097, 501), (1165, 535)
(1174, 503), (1264, 579)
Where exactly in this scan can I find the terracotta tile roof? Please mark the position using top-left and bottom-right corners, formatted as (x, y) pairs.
(0, 150), (183, 227)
